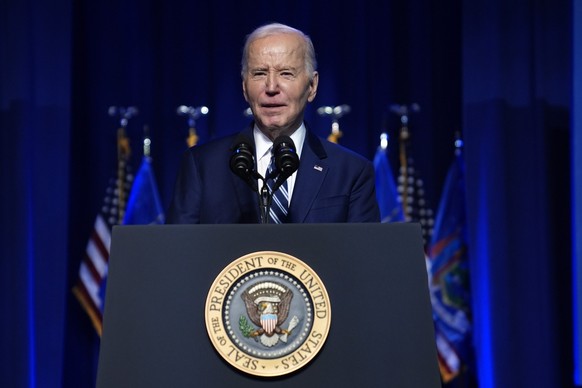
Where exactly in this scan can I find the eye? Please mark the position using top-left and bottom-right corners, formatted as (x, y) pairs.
(280, 71), (295, 79)
(251, 70), (267, 79)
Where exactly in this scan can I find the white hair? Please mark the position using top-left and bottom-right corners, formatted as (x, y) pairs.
(240, 23), (317, 80)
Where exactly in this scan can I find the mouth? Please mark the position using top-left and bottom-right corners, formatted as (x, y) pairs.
(261, 103), (286, 109)
(259, 104), (286, 116)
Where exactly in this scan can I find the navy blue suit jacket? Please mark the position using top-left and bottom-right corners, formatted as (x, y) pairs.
(166, 125), (380, 224)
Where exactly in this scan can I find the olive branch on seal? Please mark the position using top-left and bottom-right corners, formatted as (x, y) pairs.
(239, 316), (254, 337)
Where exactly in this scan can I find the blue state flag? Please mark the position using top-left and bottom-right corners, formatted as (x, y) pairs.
(123, 156), (165, 225)
(373, 145), (404, 223)
(427, 148), (473, 383)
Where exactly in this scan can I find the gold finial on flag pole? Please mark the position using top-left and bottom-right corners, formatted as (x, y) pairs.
(186, 128), (198, 148)
(108, 106), (138, 223)
(177, 105), (209, 147)
(317, 104), (350, 144)
(327, 121), (342, 144)
(390, 103), (420, 221)
(108, 106), (138, 160)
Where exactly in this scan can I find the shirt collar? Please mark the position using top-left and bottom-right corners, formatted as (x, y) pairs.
(253, 123), (305, 160)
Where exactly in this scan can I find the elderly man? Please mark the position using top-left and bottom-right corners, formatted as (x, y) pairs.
(166, 23), (379, 224)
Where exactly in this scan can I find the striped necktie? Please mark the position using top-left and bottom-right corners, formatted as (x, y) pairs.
(266, 155), (289, 224)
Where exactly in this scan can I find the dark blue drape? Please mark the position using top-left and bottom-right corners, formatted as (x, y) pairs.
(463, 2), (572, 387)
(575, 2), (582, 385)
(1, 1), (72, 386)
(0, 0), (573, 387)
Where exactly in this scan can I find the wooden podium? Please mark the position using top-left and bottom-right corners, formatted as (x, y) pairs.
(96, 223), (442, 387)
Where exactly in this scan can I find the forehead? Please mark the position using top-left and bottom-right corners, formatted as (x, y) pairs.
(247, 33), (305, 66)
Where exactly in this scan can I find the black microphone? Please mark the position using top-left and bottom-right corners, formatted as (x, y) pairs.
(271, 135), (299, 192)
(229, 134), (258, 192)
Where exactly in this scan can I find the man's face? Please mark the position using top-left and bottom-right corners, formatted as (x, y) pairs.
(242, 33), (318, 139)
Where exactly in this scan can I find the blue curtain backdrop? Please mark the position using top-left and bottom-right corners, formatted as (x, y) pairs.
(0, 0), (573, 387)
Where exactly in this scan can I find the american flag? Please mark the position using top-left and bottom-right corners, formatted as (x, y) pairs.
(391, 104), (434, 247)
(397, 156), (435, 248)
(72, 129), (133, 336)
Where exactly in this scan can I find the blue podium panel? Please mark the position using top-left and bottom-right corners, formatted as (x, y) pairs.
(97, 223), (441, 388)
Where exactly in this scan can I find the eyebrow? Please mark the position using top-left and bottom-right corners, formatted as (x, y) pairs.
(249, 65), (301, 72)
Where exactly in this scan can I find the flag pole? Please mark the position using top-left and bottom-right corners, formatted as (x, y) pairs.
(73, 106), (138, 336)
(142, 125), (151, 158)
(108, 106), (138, 224)
(398, 112), (409, 220)
(390, 103), (420, 221)
(373, 132), (405, 223)
(317, 104), (350, 144)
(380, 132), (389, 150)
(327, 120), (342, 144)
(454, 130), (463, 156)
(122, 124), (166, 226)
(177, 105), (209, 148)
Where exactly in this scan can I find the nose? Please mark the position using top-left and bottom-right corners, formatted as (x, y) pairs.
(265, 72), (278, 93)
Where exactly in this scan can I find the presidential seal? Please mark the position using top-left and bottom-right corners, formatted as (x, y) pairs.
(205, 251), (331, 377)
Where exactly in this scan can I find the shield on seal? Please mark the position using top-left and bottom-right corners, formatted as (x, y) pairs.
(260, 313), (277, 335)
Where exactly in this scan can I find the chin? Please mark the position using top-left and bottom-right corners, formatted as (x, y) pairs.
(260, 120), (286, 131)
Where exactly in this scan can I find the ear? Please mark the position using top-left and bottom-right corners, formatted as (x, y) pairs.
(307, 71), (319, 102)
(242, 79), (249, 102)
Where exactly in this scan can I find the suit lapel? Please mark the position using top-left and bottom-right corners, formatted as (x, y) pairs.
(289, 130), (328, 223)
(232, 175), (260, 221)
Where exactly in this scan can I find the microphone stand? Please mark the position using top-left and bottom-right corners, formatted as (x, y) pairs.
(259, 169), (281, 224)
(258, 180), (272, 224)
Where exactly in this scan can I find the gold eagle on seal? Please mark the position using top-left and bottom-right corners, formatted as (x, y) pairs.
(241, 281), (298, 347)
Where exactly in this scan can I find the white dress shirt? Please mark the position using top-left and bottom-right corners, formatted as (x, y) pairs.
(253, 124), (305, 204)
